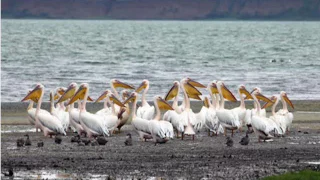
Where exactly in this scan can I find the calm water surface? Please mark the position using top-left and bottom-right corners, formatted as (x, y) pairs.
(2, 20), (320, 101)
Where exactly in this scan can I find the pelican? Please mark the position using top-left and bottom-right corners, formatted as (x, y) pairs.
(179, 78), (204, 140)
(24, 90), (49, 132)
(95, 89), (113, 116)
(215, 81), (240, 137)
(163, 81), (184, 137)
(95, 90), (126, 132)
(204, 82), (223, 136)
(263, 95), (286, 136)
(110, 79), (135, 132)
(136, 79), (155, 120)
(251, 89), (280, 142)
(67, 83), (125, 138)
(123, 92), (153, 141)
(231, 85), (252, 131)
(148, 96), (174, 142)
(50, 88), (70, 132)
(277, 91), (294, 133)
(246, 87), (267, 117)
(22, 83), (66, 137)
(57, 83), (84, 135)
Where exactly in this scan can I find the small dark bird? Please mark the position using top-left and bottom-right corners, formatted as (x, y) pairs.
(124, 133), (132, 146)
(226, 137), (233, 147)
(81, 138), (91, 146)
(55, 136), (62, 144)
(239, 132), (250, 146)
(37, 141), (44, 147)
(71, 135), (81, 143)
(96, 136), (108, 145)
(155, 138), (168, 146)
(91, 140), (99, 146)
(16, 138), (25, 147)
(2, 167), (13, 177)
(24, 134), (32, 146)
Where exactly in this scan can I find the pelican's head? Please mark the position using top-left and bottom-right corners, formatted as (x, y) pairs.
(135, 79), (149, 93)
(245, 87), (262, 100)
(154, 95), (174, 110)
(57, 82), (77, 103)
(251, 88), (272, 103)
(107, 92), (126, 107)
(208, 81), (219, 94)
(181, 78), (202, 100)
(53, 87), (66, 100)
(21, 83), (44, 103)
(67, 83), (89, 105)
(262, 95), (278, 109)
(111, 79), (135, 89)
(95, 89), (112, 103)
(121, 90), (131, 100)
(239, 85), (251, 98)
(164, 81), (180, 101)
(217, 81), (237, 102)
(123, 92), (138, 104)
(280, 91), (294, 109)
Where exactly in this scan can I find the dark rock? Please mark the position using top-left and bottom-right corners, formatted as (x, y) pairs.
(96, 136), (108, 145)
(17, 138), (24, 147)
(55, 136), (62, 144)
(37, 142), (44, 147)
(226, 137), (233, 147)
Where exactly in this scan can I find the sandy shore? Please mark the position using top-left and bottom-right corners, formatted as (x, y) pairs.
(1, 101), (320, 179)
(1, 125), (320, 179)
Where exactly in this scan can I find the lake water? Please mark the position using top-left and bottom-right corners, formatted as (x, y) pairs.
(2, 20), (320, 102)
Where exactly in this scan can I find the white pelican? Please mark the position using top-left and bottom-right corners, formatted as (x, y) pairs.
(24, 90), (49, 132)
(277, 91), (294, 132)
(110, 79), (135, 132)
(204, 82), (223, 136)
(230, 85), (252, 131)
(251, 89), (280, 142)
(67, 83), (125, 138)
(95, 90), (126, 132)
(246, 87), (267, 117)
(179, 78), (204, 140)
(163, 81), (184, 137)
(22, 83), (66, 137)
(123, 92), (153, 141)
(136, 79), (155, 120)
(262, 95), (286, 136)
(148, 96), (174, 142)
(50, 88), (70, 132)
(95, 89), (113, 116)
(215, 81), (240, 137)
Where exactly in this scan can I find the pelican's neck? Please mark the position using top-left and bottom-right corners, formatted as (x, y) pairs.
(154, 99), (161, 120)
(280, 96), (288, 111)
(252, 93), (261, 115)
(132, 98), (137, 119)
(141, 84), (149, 107)
(217, 84), (225, 109)
(215, 94), (220, 110)
(77, 100), (81, 110)
(272, 98), (279, 116)
(27, 100), (34, 110)
(103, 98), (108, 109)
(81, 88), (89, 112)
(59, 102), (65, 110)
(181, 83), (190, 110)
(208, 90), (215, 109)
(36, 90), (44, 116)
(107, 96), (116, 115)
(111, 84), (120, 99)
(50, 93), (55, 113)
(239, 89), (245, 109)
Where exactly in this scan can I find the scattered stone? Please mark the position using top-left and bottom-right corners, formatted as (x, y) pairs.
(37, 142), (44, 147)
(55, 136), (62, 144)
(17, 138), (24, 147)
(96, 136), (108, 145)
(2, 167), (13, 177)
(226, 137), (233, 147)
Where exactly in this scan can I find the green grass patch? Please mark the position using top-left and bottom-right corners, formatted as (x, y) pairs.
(263, 170), (320, 180)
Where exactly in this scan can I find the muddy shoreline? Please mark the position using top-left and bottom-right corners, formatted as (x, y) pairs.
(1, 125), (320, 179)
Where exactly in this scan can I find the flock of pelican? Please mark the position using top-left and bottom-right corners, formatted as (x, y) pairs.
(21, 78), (294, 143)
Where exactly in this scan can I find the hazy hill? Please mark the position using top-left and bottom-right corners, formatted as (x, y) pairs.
(2, 0), (320, 20)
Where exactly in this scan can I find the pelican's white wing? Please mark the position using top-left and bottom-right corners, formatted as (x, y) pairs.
(194, 106), (207, 131)
(216, 109), (241, 129)
(132, 117), (151, 134)
(37, 112), (66, 135)
(80, 112), (109, 136)
(205, 108), (221, 133)
(164, 110), (184, 133)
(137, 105), (155, 120)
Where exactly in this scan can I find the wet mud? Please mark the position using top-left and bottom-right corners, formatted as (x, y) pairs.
(1, 125), (320, 179)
